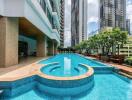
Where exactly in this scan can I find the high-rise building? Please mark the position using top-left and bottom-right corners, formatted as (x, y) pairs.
(126, 19), (131, 35)
(71, 0), (87, 46)
(100, 0), (126, 30)
(60, 0), (65, 47)
(0, 0), (61, 68)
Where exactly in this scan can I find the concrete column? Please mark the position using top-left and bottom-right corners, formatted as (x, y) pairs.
(48, 41), (55, 56)
(51, 41), (55, 55)
(0, 17), (18, 68)
(54, 42), (58, 55)
(37, 35), (47, 57)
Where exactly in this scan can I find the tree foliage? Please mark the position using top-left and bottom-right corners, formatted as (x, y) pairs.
(75, 27), (128, 55)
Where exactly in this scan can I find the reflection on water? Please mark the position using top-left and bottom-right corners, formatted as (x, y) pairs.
(127, 81), (132, 100)
(64, 57), (71, 76)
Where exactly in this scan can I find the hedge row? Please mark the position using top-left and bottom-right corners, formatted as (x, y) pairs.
(125, 57), (132, 66)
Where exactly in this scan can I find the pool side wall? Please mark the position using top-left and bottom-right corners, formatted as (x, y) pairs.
(36, 75), (94, 96)
(0, 75), (36, 97)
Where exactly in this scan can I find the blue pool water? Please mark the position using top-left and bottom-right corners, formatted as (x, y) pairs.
(8, 74), (132, 100)
(1, 54), (132, 100)
(40, 53), (114, 76)
(41, 63), (88, 77)
(39, 54), (109, 68)
(40, 54), (93, 77)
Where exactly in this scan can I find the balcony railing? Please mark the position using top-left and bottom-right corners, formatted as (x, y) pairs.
(39, 0), (56, 29)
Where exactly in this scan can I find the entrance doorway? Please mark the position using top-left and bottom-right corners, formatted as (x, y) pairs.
(19, 41), (28, 58)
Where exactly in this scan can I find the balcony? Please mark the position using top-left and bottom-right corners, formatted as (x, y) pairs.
(52, 0), (60, 15)
(52, 12), (60, 29)
(52, 29), (60, 44)
(0, 0), (60, 44)
(25, 0), (60, 44)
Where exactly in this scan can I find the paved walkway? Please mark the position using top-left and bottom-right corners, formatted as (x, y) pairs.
(90, 57), (132, 78)
(87, 56), (132, 72)
(0, 57), (48, 75)
(108, 62), (132, 73)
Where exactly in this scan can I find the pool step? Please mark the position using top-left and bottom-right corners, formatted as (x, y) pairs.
(118, 71), (132, 79)
(119, 69), (132, 75)
(93, 67), (114, 74)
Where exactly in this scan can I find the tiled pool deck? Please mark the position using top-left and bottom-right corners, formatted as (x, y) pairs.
(0, 57), (45, 75)
(0, 57), (46, 81)
(0, 55), (131, 82)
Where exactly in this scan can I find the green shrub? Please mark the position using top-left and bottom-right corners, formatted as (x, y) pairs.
(125, 57), (132, 66)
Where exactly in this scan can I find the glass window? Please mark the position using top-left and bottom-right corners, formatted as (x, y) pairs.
(40, 0), (46, 13)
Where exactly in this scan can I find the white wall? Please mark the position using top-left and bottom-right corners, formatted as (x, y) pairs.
(4, 0), (24, 16)
(0, 0), (4, 15)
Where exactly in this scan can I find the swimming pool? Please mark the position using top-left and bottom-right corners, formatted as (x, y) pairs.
(0, 54), (132, 100)
(39, 54), (95, 96)
(39, 54), (110, 68)
(1, 74), (131, 100)
(39, 53), (114, 74)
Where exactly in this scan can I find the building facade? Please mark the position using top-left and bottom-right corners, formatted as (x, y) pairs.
(60, 0), (65, 47)
(71, 0), (87, 46)
(0, 0), (61, 68)
(126, 19), (131, 35)
(100, 0), (126, 30)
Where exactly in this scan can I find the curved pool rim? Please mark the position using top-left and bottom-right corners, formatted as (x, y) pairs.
(37, 62), (94, 96)
(39, 62), (94, 80)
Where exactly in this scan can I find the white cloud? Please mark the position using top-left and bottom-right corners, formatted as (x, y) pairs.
(87, 0), (99, 22)
(127, 0), (132, 33)
(88, 17), (99, 23)
(64, 0), (71, 47)
(64, 31), (71, 48)
(127, 0), (132, 5)
(67, 0), (71, 5)
(87, 0), (99, 35)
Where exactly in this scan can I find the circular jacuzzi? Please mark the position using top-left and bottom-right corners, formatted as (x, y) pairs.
(37, 63), (94, 96)
(41, 63), (89, 77)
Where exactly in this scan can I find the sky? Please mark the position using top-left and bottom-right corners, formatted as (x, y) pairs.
(64, 0), (132, 47)
(64, 0), (71, 47)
